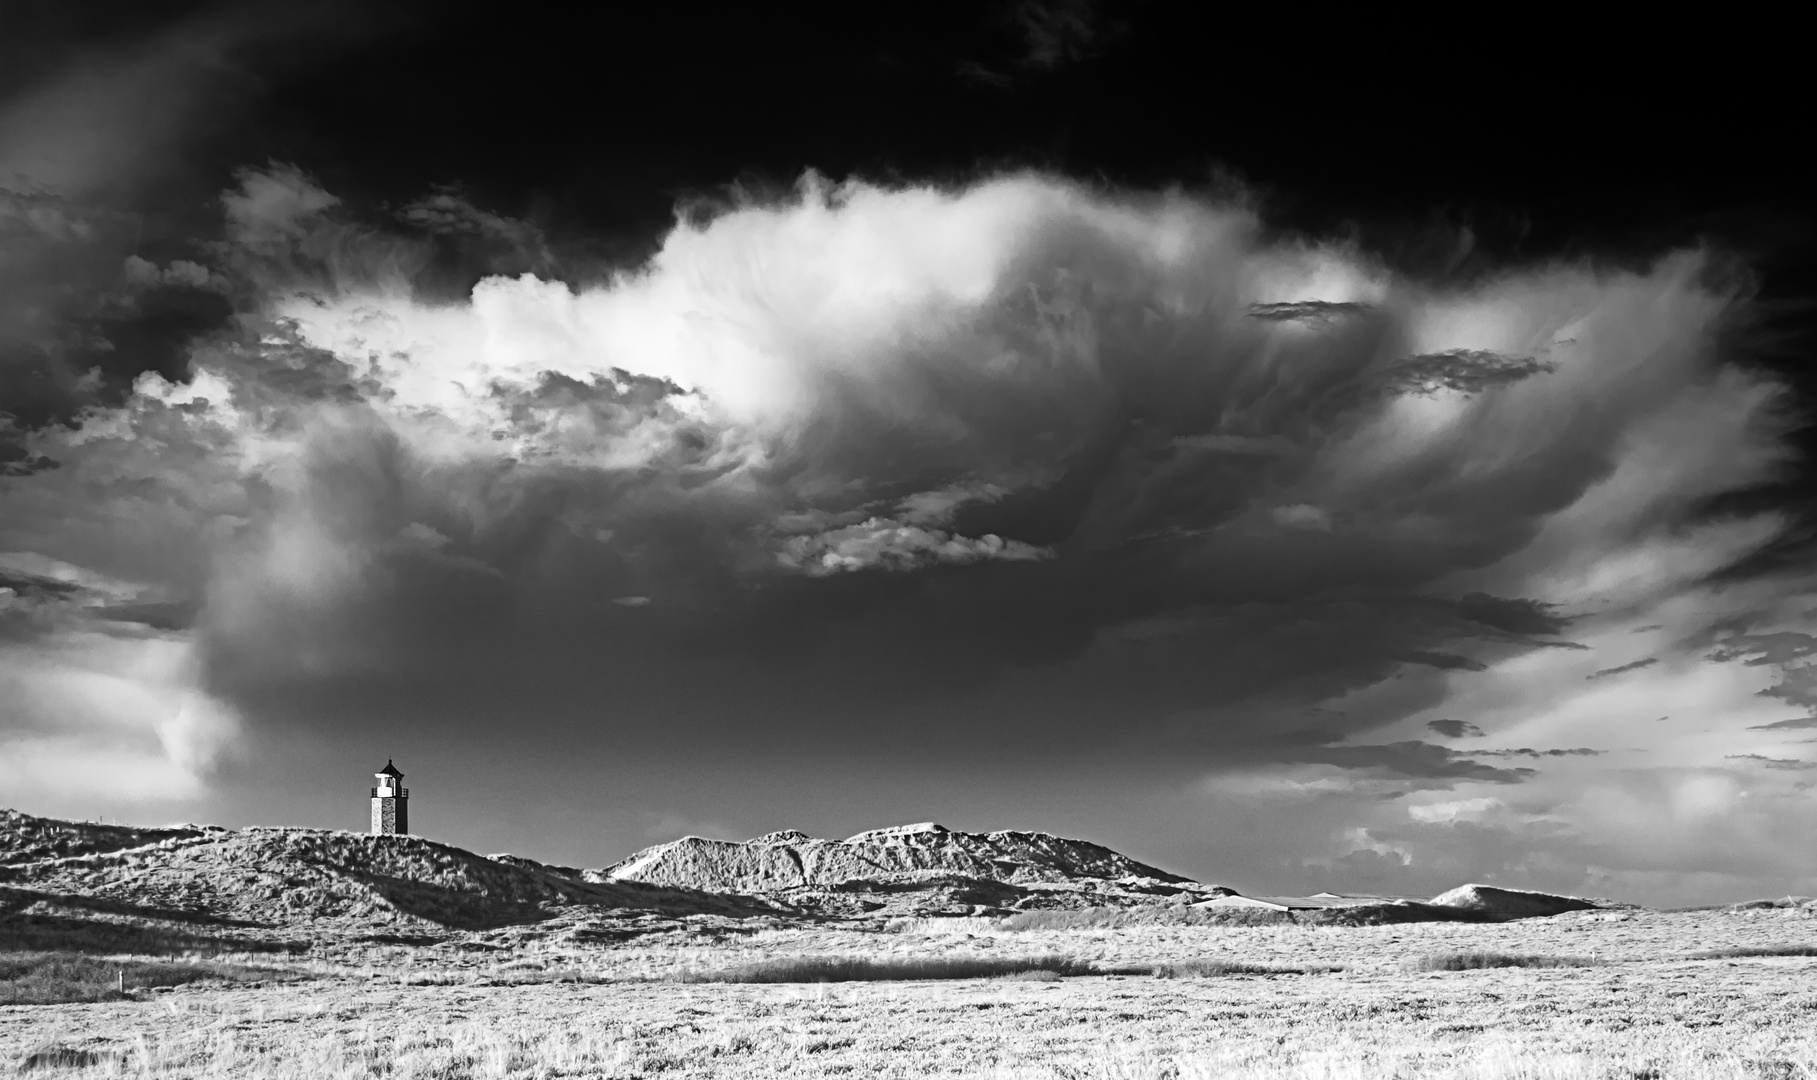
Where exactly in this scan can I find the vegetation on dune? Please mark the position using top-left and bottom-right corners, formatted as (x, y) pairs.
(1723, 898), (1814, 911)
(995, 905), (1298, 931)
(1153, 959), (1344, 977)
(994, 901), (1500, 932)
(675, 953), (1343, 983)
(1690, 945), (1817, 959)
(0, 809), (208, 866)
(0, 951), (296, 1004)
(995, 967), (1063, 981)
(1412, 952), (1601, 971)
(677, 954), (1102, 982)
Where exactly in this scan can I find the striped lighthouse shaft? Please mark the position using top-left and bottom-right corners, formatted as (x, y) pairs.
(370, 771), (409, 835)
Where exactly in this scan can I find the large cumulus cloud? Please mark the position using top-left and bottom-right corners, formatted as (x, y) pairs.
(5, 161), (1814, 901)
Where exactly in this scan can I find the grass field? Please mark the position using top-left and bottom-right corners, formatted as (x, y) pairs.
(2, 907), (1814, 1077)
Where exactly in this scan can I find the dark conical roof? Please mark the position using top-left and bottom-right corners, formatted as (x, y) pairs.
(376, 759), (403, 777)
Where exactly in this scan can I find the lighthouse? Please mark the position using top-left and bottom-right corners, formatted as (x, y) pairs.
(370, 760), (409, 835)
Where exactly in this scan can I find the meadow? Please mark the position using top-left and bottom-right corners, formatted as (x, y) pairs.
(3, 905), (1817, 1069)
(3, 905), (1815, 1078)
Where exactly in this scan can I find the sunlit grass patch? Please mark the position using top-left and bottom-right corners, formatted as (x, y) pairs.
(0, 951), (297, 1004)
(676, 954), (1098, 982)
(1411, 952), (1601, 971)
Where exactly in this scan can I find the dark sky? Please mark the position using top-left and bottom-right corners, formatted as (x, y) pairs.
(3, 1), (1816, 905)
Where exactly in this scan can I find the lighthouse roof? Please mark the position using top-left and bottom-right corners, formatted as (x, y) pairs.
(376, 759), (403, 778)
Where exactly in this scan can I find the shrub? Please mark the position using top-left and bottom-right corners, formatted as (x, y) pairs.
(1152, 960), (1342, 977)
(1691, 946), (1817, 959)
(996, 905), (1297, 931)
(18, 1046), (111, 1072)
(1412, 952), (1599, 971)
(0, 952), (293, 1004)
(677, 955), (1098, 983)
(993, 902), (1501, 932)
(674, 954), (1343, 983)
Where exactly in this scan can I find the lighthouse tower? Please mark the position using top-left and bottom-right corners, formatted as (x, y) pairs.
(370, 760), (409, 835)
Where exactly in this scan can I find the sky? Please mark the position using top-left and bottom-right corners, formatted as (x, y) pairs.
(3, 1), (1816, 905)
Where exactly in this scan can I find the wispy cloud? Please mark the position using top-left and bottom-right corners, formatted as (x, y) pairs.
(1588, 657), (1658, 679)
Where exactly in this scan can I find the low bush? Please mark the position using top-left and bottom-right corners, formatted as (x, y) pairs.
(994, 902), (1499, 932)
(675, 954), (1342, 983)
(996, 906), (1297, 931)
(1691, 945), (1817, 959)
(677, 954), (1097, 983)
(17, 1046), (112, 1072)
(0, 951), (293, 1004)
(1153, 960), (1342, 977)
(1412, 952), (1599, 971)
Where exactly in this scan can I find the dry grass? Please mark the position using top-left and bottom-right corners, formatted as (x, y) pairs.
(1411, 952), (1601, 971)
(996, 906), (1297, 931)
(1690, 945), (1817, 959)
(3, 908), (1816, 1077)
(676, 953), (1102, 982)
(1154, 959), (1344, 977)
(992, 902), (1502, 933)
(0, 952), (292, 1004)
(670, 954), (1341, 983)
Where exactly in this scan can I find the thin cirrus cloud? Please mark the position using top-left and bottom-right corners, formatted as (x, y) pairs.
(3, 159), (1817, 902)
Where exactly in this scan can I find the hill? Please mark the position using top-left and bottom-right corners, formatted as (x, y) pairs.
(0, 809), (208, 865)
(2, 810), (1614, 958)
(596, 821), (1205, 916)
(1428, 883), (1604, 918)
(0, 810), (771, 955)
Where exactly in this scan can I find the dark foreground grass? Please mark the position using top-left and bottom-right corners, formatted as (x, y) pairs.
(1413, 952), (1601, 971)
(678, 955), (1101, 983)
(1691, 945), (1817, 959)
(996, 902), (1496, 932)
(0, 951), (296, 1004)
(677, 954), (1340, 983)
(996, 906), (1295, 931)
(1154, 960), (1344, 977)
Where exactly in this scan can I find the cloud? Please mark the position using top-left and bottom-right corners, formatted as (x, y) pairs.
(6, 163), (1815, 908)
(1725, 754), (1814, 770)
(776, 518), (1052, 576)
(0, 551), (241, 804)
(1245, 300), (1372, 322)
(1407, 796), (1503, 823)
(221, 163), (342, 250)
(1381, 349), (1556, 397)
(70, 176), (1799, 718)
(1296, 740), (1536, 784)
(0, 8), (350, 437)
(1588, 657), (1658, 679)
(1008, 0), (1108, 69)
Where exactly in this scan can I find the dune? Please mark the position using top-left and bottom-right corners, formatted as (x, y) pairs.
(1428, 883), (1602, 918)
